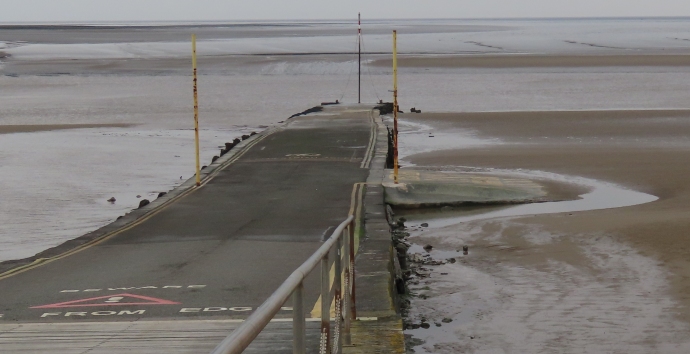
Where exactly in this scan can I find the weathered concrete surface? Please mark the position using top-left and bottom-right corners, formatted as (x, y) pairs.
(0, 106), (377, 352)
(384, 169), (547, 208)
(344, 111), (406, 354)
(0, 320), (322, 354)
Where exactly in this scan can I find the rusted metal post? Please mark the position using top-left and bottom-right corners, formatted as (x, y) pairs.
(191, 34), (201, 187)
(320, 253), (331, 354)
(392, 30), (399, 184)
(358, 12), (362, 104)
(349, 222), (357, 319)
(293, 282), (306, 354)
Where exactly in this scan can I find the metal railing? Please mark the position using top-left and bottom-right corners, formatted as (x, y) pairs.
(210, 215), (357, 354)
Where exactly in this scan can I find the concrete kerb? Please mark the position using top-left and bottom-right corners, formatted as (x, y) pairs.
(343, 109), (405, 354)
(0, 125), (279, 279)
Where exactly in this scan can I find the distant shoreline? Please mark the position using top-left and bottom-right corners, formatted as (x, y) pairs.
(1, 16), (690, 28)
(373, 54), (690, 68)
(0, 123), (135, 134)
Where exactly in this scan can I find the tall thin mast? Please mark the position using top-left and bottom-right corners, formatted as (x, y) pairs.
(358, 13), (361, 104)
(393, 30), (399, 184)
(192, 34), (201, 187)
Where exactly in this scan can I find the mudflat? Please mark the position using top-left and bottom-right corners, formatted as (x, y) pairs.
(400, 109), (690, 352)
(0, 123), (134, 134)
(374, 54), (690, 68)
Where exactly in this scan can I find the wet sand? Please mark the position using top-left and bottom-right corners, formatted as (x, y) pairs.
(374, 54), (690, 68)
(400, 109), (690, 352)
(0, 123), (134, 134)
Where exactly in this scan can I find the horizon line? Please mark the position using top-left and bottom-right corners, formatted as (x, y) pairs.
(2, 15), (690, 27)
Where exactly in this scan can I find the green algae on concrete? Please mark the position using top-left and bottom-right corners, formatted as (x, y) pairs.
(384, 170), (547, 208)
(342, 316), (406, 354)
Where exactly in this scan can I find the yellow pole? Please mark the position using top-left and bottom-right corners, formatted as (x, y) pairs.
(192, 34), (201, 187)
(393, 30), (399, 184)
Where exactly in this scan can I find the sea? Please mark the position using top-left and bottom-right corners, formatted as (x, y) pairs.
(2, 17), (690, 261)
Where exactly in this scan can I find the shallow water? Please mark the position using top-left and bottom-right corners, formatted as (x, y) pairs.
(2, 18), (690, 264)
(399, 170), (667, 353)
(399, 170), (658, 229)
(0, 127), (256, 261)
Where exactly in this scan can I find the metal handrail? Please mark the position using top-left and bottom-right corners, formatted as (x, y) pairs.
(210, 214), (357, 354)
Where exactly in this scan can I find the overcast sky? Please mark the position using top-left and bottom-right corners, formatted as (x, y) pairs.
(2, 0), (690, 23)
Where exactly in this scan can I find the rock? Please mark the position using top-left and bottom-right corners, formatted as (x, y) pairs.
(241, 134), (250, 140)
(136, 195), (141, 198)
(250, 132), (257, 136)
(202, 165), (207, 169)
(410, 254), (425, 263)
(138, 199), (150, 208)
(220, 149), (227, 156)
(442, 318), (453, 323)
(420, 322), (431, 329)
(107, 197), (116, 203)
(117, 215), (123, 220)
(423, 244), (433, 252)
(212, 156), (219, 162)
(435, 322), (442, 327)
(463, 245), (469, 255)
(386, 205), (395, 225)
(395, 243), (409, 254)
(157, 192), (167, 198)
(420, 223), (429, 227)
(225, 142), (235, 150)
(448, 258), (457, 264)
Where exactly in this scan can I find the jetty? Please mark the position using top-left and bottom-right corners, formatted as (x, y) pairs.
(0, 104), (404, 353)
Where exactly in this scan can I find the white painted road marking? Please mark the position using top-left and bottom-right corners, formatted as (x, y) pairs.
(41, 310), (146, 317)
(180, 307), (252, 313)
(31, 293), (180, 309)
(285, 153), (321, 157)
(60, 285), (206, 293)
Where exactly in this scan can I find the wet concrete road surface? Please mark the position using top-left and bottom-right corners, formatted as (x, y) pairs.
(0, 107), (375, 352)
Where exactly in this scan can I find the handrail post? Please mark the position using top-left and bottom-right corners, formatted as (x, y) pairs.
(349, 221), (357, 320)
(343, 225), (352, 346)
(320, 253), (331, 354)
(208, 215), (353, 354)
(293, 282), (306, 354)
(333, 235), (343, 354)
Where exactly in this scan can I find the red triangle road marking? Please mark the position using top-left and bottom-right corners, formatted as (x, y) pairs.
(30, 293), (181, 309)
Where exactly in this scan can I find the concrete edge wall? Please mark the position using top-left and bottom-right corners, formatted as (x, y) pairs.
(343, 110), (405, 353)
